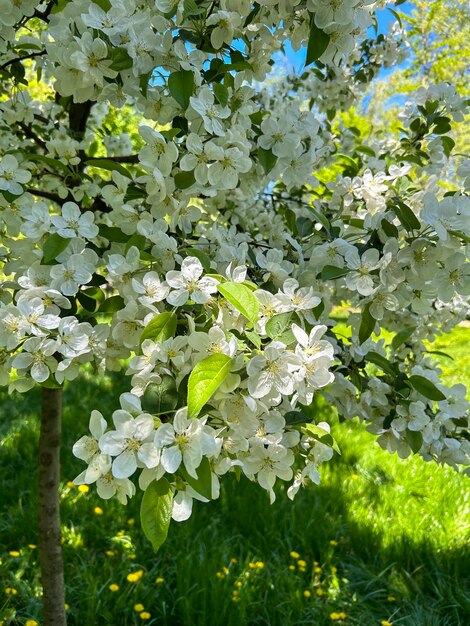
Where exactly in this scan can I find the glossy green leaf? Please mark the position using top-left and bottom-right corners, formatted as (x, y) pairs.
(300, 424), (341, 455)
(168, 70), (195, 109)
(180, 457), (212, 499)
(408, 375), (446, 401)
(258, 147), (277, 174)
(306, 18), (330, 66)
(140, 312), (177, 346)
(140, 479), (173, 552)
(358, 304), (376, 344)
(217, 282), (259, 323)
(99, 295), (125, 313)
(41, 233), (70, 264)
(85, 159), (132, 179)
(265, 312), (297, 345)
(187, 354), (233, 418)
(141, 375), (178, 415)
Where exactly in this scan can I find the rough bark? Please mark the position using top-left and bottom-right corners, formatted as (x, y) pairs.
(38, 387), (67, 626)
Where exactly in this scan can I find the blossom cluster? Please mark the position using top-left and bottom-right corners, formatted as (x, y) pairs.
(0, 0), (469, 532)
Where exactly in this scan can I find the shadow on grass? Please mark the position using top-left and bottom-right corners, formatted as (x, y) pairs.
(1, 373), (469, 626)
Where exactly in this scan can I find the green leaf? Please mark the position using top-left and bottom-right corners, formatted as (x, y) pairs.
(244, 330), (261, 349)
(26, 153), (71, 176)
(85, 159), (132, 179)
(441, 135), (455, 158)
(300, 424), (340, 455)
(266, 312), (297, 345)
(306, 17), (330, 66)
(187, 354), (233, 418)
(408, 375), (446, 401)
(77, 290), (98, 312)
(99, 295), (125, 313)
(257, 147), (277, 174)
(217, 282), (259, 323)
(41, 234), (70, 264)
(213, 82), (229, 106)
(391, 198), (421, 232)
(364, 351), (398, 377)
(358, 304), (376, 345)
(425, 350), (454, 361)
(174, 170), (196, 189)
(140, 312), (177, 346)
(140, 479), (173, 552)
(285, 410), (310, 426)
(306, 205), (331, 233)
(109, 47), (133, 72)
(168, 70), (195, 109)
(99, 225), (129, 243)
(141, 375), (178, 414)
(406, 430), (423, 454)
(180, 457), (212, 499)
(321, 265), (348, 280)
(391, 327), (415, 350)
(183, 248), (211, 272)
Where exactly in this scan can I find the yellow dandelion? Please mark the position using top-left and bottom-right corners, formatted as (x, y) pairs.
(255, 561), (264, 569)
(129, 554), (137, 560)
(288, 565), (295, 571)
(230, 558), (237, 564)
(314, 566), (322, 574)
(127, 570), (144, 583)
(9, 551), (20, 557)
(303, 590), (311, 598)
(232, 589), (240, 597)
(65, 604), (69, 610)
(351, 474), (358, 480)
(105, 550), (115, 557)
(66, 481), (74, 487)
(234, 581), (242, 588)
(387, 595), (396, 602)
(232, 595), (240, 603)
(28, 544), (37, 549)
(290, 551), (300, 559)
(127, 518), (135, 526)
(155, 577), (165, 584)
(134, 603), (145, 611)
(26, 621), (39, 626)
(316, 588), (325, 596)
(299, 567), (306, 573)
(78, 485), (89, 493)
(5, 587), (17, 595)
(216, 572), (224, 579)
(248, 562), (256, 569)
(381, 621), (393, 626)
(330, 566), (338, 574)
(297, 560), (307, 567)
(108, 583), (120, 592)
(222, 566), (229, 575)
(330, 612), (347, 620)
(139, 612), (151, 620)
(329, 540), (338, 546)
(94, 507), (103, 515)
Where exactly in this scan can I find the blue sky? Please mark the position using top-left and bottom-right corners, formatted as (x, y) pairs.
(283, 2), (414, 72)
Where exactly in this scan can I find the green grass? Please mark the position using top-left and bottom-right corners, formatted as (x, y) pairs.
(1, 330), (469, 626)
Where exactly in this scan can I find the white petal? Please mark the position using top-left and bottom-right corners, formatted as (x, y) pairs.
(112, 450), (137, 478)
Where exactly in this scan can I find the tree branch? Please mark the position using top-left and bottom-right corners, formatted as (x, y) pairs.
(0, 50), (45, 71)
(26, 188), (67, 204)
(17, 121), (47, 151)
(85, 154), (140, 164)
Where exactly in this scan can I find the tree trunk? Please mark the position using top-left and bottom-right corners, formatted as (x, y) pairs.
(38, 387), (67, 626)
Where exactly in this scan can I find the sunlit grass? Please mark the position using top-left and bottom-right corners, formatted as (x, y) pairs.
(0, 329), (469, 625)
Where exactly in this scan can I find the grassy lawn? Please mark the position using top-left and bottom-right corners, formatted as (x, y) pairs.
(1, 328), (469, 626)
